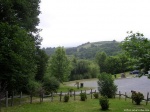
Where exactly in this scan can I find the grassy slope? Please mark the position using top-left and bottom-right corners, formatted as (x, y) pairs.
(2, 98), (150, 112)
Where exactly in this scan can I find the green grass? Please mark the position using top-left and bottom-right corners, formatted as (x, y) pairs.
(58, 82), (93, 92)
(58, 85), (92, 92)
(1, 98), (150, 112)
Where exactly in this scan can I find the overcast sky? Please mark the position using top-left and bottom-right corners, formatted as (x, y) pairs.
(38, 0), (150, 48)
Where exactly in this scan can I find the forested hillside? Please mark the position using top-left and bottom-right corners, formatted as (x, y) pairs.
(42, 40), (122, 59)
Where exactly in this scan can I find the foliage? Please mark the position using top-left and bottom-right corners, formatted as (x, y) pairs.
(0, 23), (36, 93)
(105, 56), (121, 74)
(0, 0), (41, 32)
(93, 92), (99, 99)
(43, 77), (60, 94)
(99, 96), (109, 110)
(131, 92), (144, 105)
(121, 31), (150, 72)
(64, 94), (69, 102)
(88, 63), (100, 78)
(49, 47), (71, 82)
(43, 41), (122, 59)
(70, 59), (99, 81)
(97, 73), (117, 98)
(35, 49), (49, 82)
(27, 80), (42, 94)
(0, 0), (42, 94)
(95, 52), (107, 73)
(80, 92), (87, 101)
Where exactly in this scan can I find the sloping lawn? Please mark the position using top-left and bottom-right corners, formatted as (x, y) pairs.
(2, 98), (150, 112)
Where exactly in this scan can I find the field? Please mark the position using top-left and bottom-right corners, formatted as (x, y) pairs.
(1, 98), (150, 112)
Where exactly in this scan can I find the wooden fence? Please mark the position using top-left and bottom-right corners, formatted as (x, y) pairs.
(0, 90), (149, 108)
(115, 91), (150, 105)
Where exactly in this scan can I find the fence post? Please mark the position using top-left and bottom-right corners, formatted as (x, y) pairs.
(131, 93), (133, 104)
(51, 92), (53, 102)
(0, 97), (1, 111)
(11, 91), (14, 106)
(146, 92), (149, 105)
(119, 91), (121, 100)
(60, 91), (62, 102)
(125, 92), (126, 101)
(74, 90), (75, 101)
(81, 90), (82, 94)
(95, 90), (96, 93)
(5, 91), (8, 107)
(42, 93), (44, 102)
(68, 91), (69, 96)
(20, 91), (22, 104)
(40, 93), (42, 103)
(91, 89), (92, 99)
(30, 93), (33, 104)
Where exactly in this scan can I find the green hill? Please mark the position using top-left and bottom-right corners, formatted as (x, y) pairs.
(42, 40), (122, 59)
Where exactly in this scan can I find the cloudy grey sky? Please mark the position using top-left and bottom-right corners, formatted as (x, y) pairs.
(38, 0), (150, 48)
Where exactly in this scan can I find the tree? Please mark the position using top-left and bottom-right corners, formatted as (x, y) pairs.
(0, 0), (41, 94)
(97, 72), (117, 98)
(95, 52), (107, 73)
(88, 63), (99, 78)
(0, 0), (40, 33)
(121, 31), (150, 72)
(49, 47), (71, 82)
(43, 77), (60, 94)
(117, 53), (129, 72)
(35, 49), (49, 82)
(0, 23), (36, 93)
(105, 56), (121, 74)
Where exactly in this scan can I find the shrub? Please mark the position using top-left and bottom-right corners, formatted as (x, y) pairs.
(131, 92), (144, 105)
(97, 72), (117, 98)
(80, 92), (87, 101)
(99, 96), (109, 110)
(93, 92), (99, 99)
(43, 77), (60, 93)
(64, 94), (69, 102)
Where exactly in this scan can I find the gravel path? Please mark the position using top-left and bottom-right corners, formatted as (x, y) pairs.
(69, 76), (150, 98)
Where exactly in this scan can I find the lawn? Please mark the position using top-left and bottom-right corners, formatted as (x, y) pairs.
(1, 98), (150, 112)
(58, 84), (93, 92)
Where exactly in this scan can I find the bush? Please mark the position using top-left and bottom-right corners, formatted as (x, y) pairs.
(64, 94), (69, 102)
(27, 80), (42, 95)
(131, 92), (144, 105)
(99, 96), (109, 110)
(80, 92), (87, 101)
(97, 72), (117, 98)
(93, 92), (99, 99)
(43, 77), (60, 93)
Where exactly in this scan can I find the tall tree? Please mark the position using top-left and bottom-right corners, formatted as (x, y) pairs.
(0, 0), (41, 94)
(0, 0), (40, 32)
(35, 49), (49, 82)
(0, 23), (36, 93)
(121, 31), (150, 72)
(105, 56), (121, 74)
(49, 47), (71, 82)
(95, 52), (107, 73)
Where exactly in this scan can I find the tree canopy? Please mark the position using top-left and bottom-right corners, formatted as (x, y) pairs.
(0, 23), (36, 92)
(0, 0), (43, 94)
(49, 47), (71, 82)
(121, 31), (150, 72)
